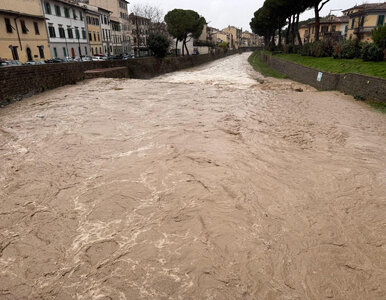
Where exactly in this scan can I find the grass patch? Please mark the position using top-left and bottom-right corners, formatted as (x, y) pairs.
(274, 53), (386, 79)
(248, 51), (285, 79)
(366, 99), (386, 113)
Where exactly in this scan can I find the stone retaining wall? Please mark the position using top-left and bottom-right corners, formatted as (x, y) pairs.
(0, 49), (242, 107)
(261, 52), (386, 102)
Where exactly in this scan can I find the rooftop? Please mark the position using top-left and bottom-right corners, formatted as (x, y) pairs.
(0, 8), (45, 19)
(343, 2), (386, 12)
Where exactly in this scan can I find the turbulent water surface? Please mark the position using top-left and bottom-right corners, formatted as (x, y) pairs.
(1, 53), (386, 299)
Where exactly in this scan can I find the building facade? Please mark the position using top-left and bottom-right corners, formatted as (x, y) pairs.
(0, 0), (51, 62)
(86, 0), (130, 54)
(41, 0), (89, 59)
(298, 15), (349, 44)
(110, 19), (122, 55)
(241, 31), (261, 47)
(83, 5), (102, 55)
(214, 30), (230, 46)
(129, 13), (150, 57)
(222, 26), (242, 49)
(344, 3), (386, 42)
(99, 7), (112, 56)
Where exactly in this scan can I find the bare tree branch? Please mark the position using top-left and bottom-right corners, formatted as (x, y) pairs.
(318, 0), (331, 12)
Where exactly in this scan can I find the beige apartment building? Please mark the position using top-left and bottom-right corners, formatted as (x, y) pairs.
(0, 0), (51, 62)
(86, 0), (130, 54)
(298, 15), (349, 44)
(241, 31), (261, 47)
(344, 2), (386, 42)
(222, 26), (242, 49)
(129, 13), (150, 57)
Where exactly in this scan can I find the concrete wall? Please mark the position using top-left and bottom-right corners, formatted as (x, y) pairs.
(0, 49), (242, 107)
(261, 52), (386, 102)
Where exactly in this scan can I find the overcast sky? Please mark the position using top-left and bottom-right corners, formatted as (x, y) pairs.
(129, 0), (374, 31)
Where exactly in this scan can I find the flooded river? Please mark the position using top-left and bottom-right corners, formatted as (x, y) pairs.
(1, 53), (386, 299)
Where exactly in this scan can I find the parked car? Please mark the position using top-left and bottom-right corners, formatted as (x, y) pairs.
(121, 54), (133, 60)
(92, 56), (107, 61)
(0, 60), (23, 67)
(63, 57), (75, 62)
(45, 58), (65, 64)
(81, 56), (92, 62)
(25, 60), (45, 65)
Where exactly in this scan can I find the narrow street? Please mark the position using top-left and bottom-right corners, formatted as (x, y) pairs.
(1, 53), (385, 299)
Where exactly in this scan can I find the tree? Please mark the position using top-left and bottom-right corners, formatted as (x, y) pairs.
(311, 0), (331, 41)
(250, 0), (310, 48)
(147, 33), (170, 58)
(130, 4), (165, 57)
(371, 24), (386, 50)
(130, 3), (165, 33)
(164, 9), (206, 56)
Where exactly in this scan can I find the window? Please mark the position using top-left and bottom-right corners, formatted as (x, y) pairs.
(332, 25), (336, 32)
(351, 18), (355, 29)
(85, 46), (88, 55)
(45, 2), (51, 14)
(82, 28), (86, 39)
(75, 28), (80, 39)
(377, 15), (385, 26)
(5, 18), (12, 33)
(67, 27), (73, 39)
(20, 20), (28, 34)
(73, 9), (77, 19)
(10, 46), (19, 60)
(59, 27), (65, 38)
(89, 32), (92, 41)
(63, 47), (66, 57)
(97, 32), (100, 41)
(93, 32), (96, 41)
(38, 46), (45, 58)
(34, 22), (40, 35)
(53, 47), (57, 58)
(360, 16), (365, 27)
(55, 5), (61, 16)
(48, 24), (56, 37)
(64, 7), (70, 18)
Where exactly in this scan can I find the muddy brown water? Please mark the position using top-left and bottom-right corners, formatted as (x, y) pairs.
(1, 53), (386, 299)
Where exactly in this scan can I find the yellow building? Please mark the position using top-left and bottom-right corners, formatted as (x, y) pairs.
(298, 15), (349, 44)
(0, 0), (51, 62)
(85, 8), (102, 56)
(344, 2), (386, 42)
(241, 31), (261, 47)
(214, 30), (230, 45)
(222, 26), (242, 49)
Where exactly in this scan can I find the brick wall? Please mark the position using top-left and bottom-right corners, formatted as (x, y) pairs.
(0, 49), (242, 107)
(261, 53), (386, 102)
